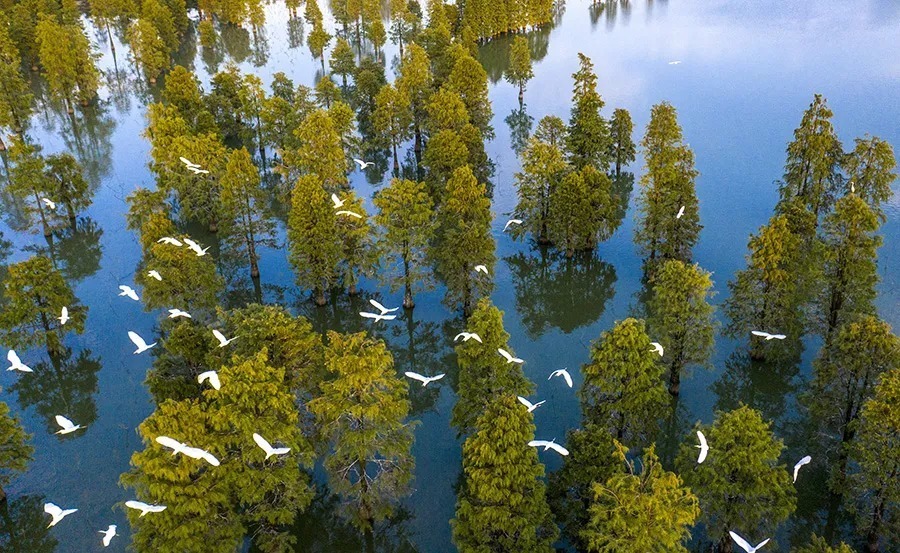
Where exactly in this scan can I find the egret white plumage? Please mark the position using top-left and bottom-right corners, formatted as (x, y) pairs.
(125, 500), (166, 517)
(179, 156), (200, 168)
(212, 329), (237, 347)
(353, 158), (374, 169)
(157, 237), (183, 246)
(98, 525), (117, 547)
(729, 531), (770, 553)
(42, 197), (56, 210)
(118, 285), (140, 301)
(58, 306), (69, 325)
(528, 439), (569, 456)
(336, 210), (363, 219)
(253, 433), (291, 459)
(404, 371), (445, 387)
(6, 350), (32, 373)
(167, 308), (192, 319)
(198, 370), (221, 390)
(750, 330), (786, 341)
(183, 238), (210, 256)
(474, 265), (489, 275)
(147, 270), (162, 281)
(650, 342), (664, 356)
(155, 436), (188, 455)
(695, 430), (709, 464)
(154, 436), (219, 466)
(676, 205), (686, 219)
(793, 455), (812, 483)
(44, 503), (77, 527)
(668, 60), (682, 65)
(517, 396), (545, 413)
(503, 219), (523, 231)
(369, 299), (399, 315)
(548, 368), (573, 388)
(360, 311), (396, 323)
(128, 331), (156, 354)
(331, 193), (345, 208)
(498, 348), (524, 364)
(453, 332), (483, 343)
(54, 415), (83, 435)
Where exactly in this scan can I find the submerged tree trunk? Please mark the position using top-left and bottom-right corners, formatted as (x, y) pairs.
(403, 254), (413, 309)
(315, 287), (326, 306)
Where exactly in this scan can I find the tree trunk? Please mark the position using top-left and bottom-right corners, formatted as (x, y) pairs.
(668, 364), (680, 396)
(615, 159), (621, 177)
(106, 22), (115, 53)
(392, 142), (399, 173)
(0, 135), (5, 152)
(518, 84), (524, 105)
(403, 255), (414, 309)
(315, 288), (326, 306)
(866, 487), (886, 552)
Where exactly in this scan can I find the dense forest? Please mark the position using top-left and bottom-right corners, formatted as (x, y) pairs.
(0, 0), (897, 552)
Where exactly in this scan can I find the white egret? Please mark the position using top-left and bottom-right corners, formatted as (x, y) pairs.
(793, 455), (812, 483)
(155, 436), (188, 455)
(668, 60), (682, 65)
(42, 197), (56, 210)
(6, 350), (32, 373)
(404, 371), (445, 387)
(650, 342), (665, 356)
(98, 525), (117, 547)
(212, 329), (237, 347)
(187, 166), (210, 175)
(253, 433), (291, 460)
(548, 368), (573, 388)
(750, 330), (786, 341)
(128, 331), (157, 354)
(198, 370), (221, 390)
(157, 237), (183, 246)
(353, 158), (374, 169)
(503, 219), (523, 231)
(331, 193), (345, 208)
(58, 306), (69, 325)
(154, 436), (218, 466)
(517, 396), (545, 413)
(147, 270), (162, 281)
(729, 531), (770, 553)
(168, 308), (192, 319)
(360, 311), (396, 323)
(369, 299), (399, 315)
(118, 285), (140, 301)
(528, 439), (569, 456)
(54, 415), (83, 435)
(498, 348), (524, 364)
(676, 205), (686, 219)
(44, 503), (77, 527)
(336, 210), (363, 219)
(179, 156), (200, 168)
(125, 500), (166, 517)
(454, 332), (483, 343)
(183, 238), (210, 256)
(696, 430), (709, 464)
(474, 265), (489, 275)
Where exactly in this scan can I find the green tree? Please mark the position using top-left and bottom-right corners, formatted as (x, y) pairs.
(44, 153), (92, 226)
(373, 178), (435, 308)
(0, 256), (85, 353)
(287, 174), (342, 305)
(308, 22), (331, 73)
(847, 368), (900, 552)
(451, 395), (558, 553)
(646, 259), (715, 395)
(388, 0), (420, 57)
(285, 109), (347, 190)
(546, 166), (613, 256)
(0, 401), (33, 503)
(567, 53), (610, 171)
(0, 24), (33, 145)
(160, 65), (215, 133)
(609, 108), (635, 176)
(842, 135), (897, 222)
(396, 44), (433, 156)
(432, 166), (495, 316)
(677, 405), (796, 552)
(512, 120), (568, 244)
(505, 35), (533, 104)
(142, 0), (179, 50)
(446, 50), (494, 139)
(792, 536), (855, 553)
(330, 37), (356, 87)
(219, 147), (275, 279)
(334, 191), (374, 295)
(34, 15), (99, 112)
(372, 83), (413, 172)
(580, 318), (668, 446)
(6, 138), (53, 236)
(582, 443), (699, 553)
(309, 331), (416, 532)
(137, 232), (223, 313)
(451, 297), (534, 435)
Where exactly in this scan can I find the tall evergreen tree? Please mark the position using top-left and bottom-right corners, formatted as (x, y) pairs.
(505, 36), (533, 104)
(335, 191), (374, 296)
(567, 53), (610, 171)
(371, 83), (413, 173)
(512, 118), (568, 244)
(6, 138), (53, 236)
(44, 153), (92, 226)
(842, 135), (896, 222)
(446, 50), (494, 139)
(285, 109), (348, 190)
(287, 174), (342, 305)
(329, 37), (356, 87)
(0, 24), (33, 146)
(0, 401), (33, 503)
(609, 108), (635, 176)
(219, 147), (275, 279)
(34, 15), (99, 111)
(396, 44), (433, 156)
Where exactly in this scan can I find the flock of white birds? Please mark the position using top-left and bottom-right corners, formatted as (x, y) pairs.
(2, 159), (811, 552)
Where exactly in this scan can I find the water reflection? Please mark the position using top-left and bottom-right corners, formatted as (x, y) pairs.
(478, 28), (553, 85)
(22, 217), (104, 283)
(589, 0), (633, 30)
(386, 311), (445, 416)
(711, 347), (801, 428)
(504, 104), (534, 155)
(0, 495), (57, 553)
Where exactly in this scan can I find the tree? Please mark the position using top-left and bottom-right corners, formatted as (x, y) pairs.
(130, 18), (171, 85)
(505, 36), (533, 104)
(677, 405), (796, 552)
(285, 109), (347, 190)
(512, 119), (568, 244)
(371, 84), (413, 172)
(446, 50), (494, 139)
(0, 256), (85, 354)
(582, 443), (699, 553)
(219, 147), (275, 279)
(308, 22), (331, 73)
(580, 318), (668, 446)
(609, 108), (635, 176)
(330, 37), (356, 87)
(373, 178), (435, 308)
(451, 298), (534, 435)
(309, 331), (416, 532)
(335, 191), (374, 295)
(0, 402), (33, 503)
(34, 15), (99, 111)
(6, 138), (53, 237)
(141, 0), (179, 51)
(160, 66), (215, 133)
(137, 231), (224, 313)
(287, 174), (342, 305)
(646, 259), (715, 395)
(842, 135), (896, 222)
(432, 166), (495, 316)
(44, 153), (92, 226)
(792, 536), (855, 553)
(808, 316), (899, 490)
(451, 395), (558, 553)
(396, 44), (433, 156)
(567, 53), (610, 171)
(389, 0), (420, 57)
(546, 166), (613, 256)
(0, 24), (33, 145)
(847, 368), (900, 552)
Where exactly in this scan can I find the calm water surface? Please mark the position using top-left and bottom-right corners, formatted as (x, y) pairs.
(1, 1), (899, 551)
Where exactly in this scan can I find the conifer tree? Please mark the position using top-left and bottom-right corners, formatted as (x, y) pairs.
(580, 318), (668, 446)
(0, 401), (33, 504)
(286, 109), (348, 190)
(609, 108), (635, 176)
(330, 38), (356, 87)
(842, 135), (896, 222)
(677, 405), (796, 551)
(546, 166), (614, 255)
(396, 44), (433, 156)
(287, 174), (342, 305)
(388, 0), (419, 57)
(141, 0), (179, 51)
(44, 153), (92, 226)
(512, 120), (568, 244)
(160, 66), (216, 133)
(6, 138), (53, 236)
(34, 15), (99, 111)
(371, 83), (413, 172)
(567, 53), (610, 171)
(0, 25), (33, 145)
(446, 50), (494, 139)
(308, 21), (331, 73)
(582, 443), (699, 553)
(792, 536), (855, 553)
(219, 147), (275, 279)
(432, 166), (495, 316)
(159, 132), (228, 232)
(335, 191), (374, 296)
(373, 178), (435, 308)
(309, 331), (416, 531)
(505, 36), (533, 104)
(452, 395), (558, 553)
(137, 231), (223, 313)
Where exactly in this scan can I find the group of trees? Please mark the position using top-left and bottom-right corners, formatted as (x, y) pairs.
(461, 0), (556, 41)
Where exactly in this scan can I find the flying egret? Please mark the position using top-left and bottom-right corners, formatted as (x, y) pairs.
(42, 197), (57, 210)
(187, 166), (210, 175)
(474, 265), (489, 275)
(98, 525), (117, 547)
(183, 238), (210, 256)
(650, 342), (665, 356)
(331, 193), (345, 208)
(503, 219), (523, 231)
(44, 503), (77, 527)
(360, 311), (396, 323)
(793, 455), (812, 483)
(668, 60), (682, 65)
(154, 436), (219, 466)
(198, 370), (221, 390)
(57, 306), (69, 325)
(353, 158), (374, 169)
(147, 270), (162, 281)
(729, 531), (770, 553)
(54, 415), (83, 435)
(125, 500), (166, 517)
(118, 285), (140, 301)
(336, 210), (363, 219)
(157, 237), (183, 246)
(128, 331), (157, 354)
(528, 439), (569, 456)
(155, 436), (188, 455)
(676, 205), (686, 219)
(179, 156), (200, 168)
(212, 329), (237, 347)
(6, 350), (33, 373)
(517, 396), (546, 413)
(750, 330), (786, 341)
(168, 308), (192, 319)
(369, 299), (399, 315)
(695, 430), (709, 464)
(548, 368), (573, 388)
(253, 433), (291, 460)
(404, 371), (446, 387)
(454, 332), (483, 343)
(498, 348), (524, 364)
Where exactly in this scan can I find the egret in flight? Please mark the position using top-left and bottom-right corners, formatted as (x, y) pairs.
(188, 166), (210, 175)
(44, 503), (77, 527)
(42, 197), (56, 210)
(6, 350), (32, 373)
(54, 415), (83, 435)
(474, 265), (489, 275)
(58, 306), (69, 325)
(676, 205), (686, 219)
(528, 439), (569, 456)
(793, 455), (812, 483)
(212, 330), (237, 347)
(183, 238), (210, 256)
(155, 436), (219, 466)
(454, 332), (483, 343)
(331, 193), (345, 208)
(354, 158), (374, 169)
(503, 219), (523, 231)
(168, 309), (191, 319)
(729, 531), (770, 553)
(695, 430), (709, 464)
(125, 500), (166, 517)
(253, 433), (291, 459)
(517, 396), (545, 413)
(668, 60), (682, 65)
(98, 525), (117, 547)
(369, 299), (399, 315)
(360, 311), (396, 323)
(118, 285), (140, 301)
(751, 330), (786, 341)
(179, 156), (200, 168)
(198, 370), (221, 390)
(548, 369), (573, 388)
(128, 331), (156, 354)
(147, 270), (162, 281)
(336, 210), (363, 219)
(650, 342), (664, 356)
(157, 237), (183, 246)
(498, 348), (524, 364)
(404, 372), (445, 387)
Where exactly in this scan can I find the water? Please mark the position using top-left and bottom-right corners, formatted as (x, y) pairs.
(1, 0), (899, 551)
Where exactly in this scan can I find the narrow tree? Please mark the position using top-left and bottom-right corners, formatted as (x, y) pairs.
(0, 402), (33, 503)
(512, 118), (568, 244)
(330, 37), (356, 87)
(34, 15), (99, 111)
(0, 24), (33, 146)
(219, 147), (275, 279)
(396, 44), (433, 156)
(842, 135), (896, 222)
(285, 109), (347, 190)
(546, 166), (612, 256)
(567, 53), (610, 171)
(287, 174), (342, 305)
(308, 22), (331, 73)
(371, 84), (413, 173)
(44, 153), (92, 226)
(335, 192), (374, 295)
(446, 50), (494, 138)
(505, 36), (533, 104)
(128, 18), (169, 83)
(6, 138), (53, 236)
(609, 108), (635, 176)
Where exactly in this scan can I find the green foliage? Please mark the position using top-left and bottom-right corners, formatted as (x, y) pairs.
(219, 147), (275, 278)
(505, 36), (534, 99)
(842, 135), (897, 222)
(206, 65), (246, 140)
(791, 536), (855, 553)
(581, 443), (699, 553)
(546, 166), (613, 255)
(6, 138), (53, 236)
(396, 44), (433, 144)
(262, 77), (314, 156)
(646, 260), (715, 395)
(446, 50), (494, 139)
(335, 191), (374, 294)
(309, 331), (416, 531)
(567, 53), (610, 171)
(308, 22), (331, 70)
(140, 0), (178, 51)
(287, 174), (342, 304)
(372, 83), (413, 170)
(451, 298), (534, 435)
(512, 122), (568, 244)
(0, 24), (33, 135)
(285, 109), (347, 190)
(34, 15), (99, 109)
(0, 401), (33, 496)
(0, 256), (85, 353)
(609, 108), (635, 175)
(160, 67), (216, 133)
(330, 38), (356, 86)
(44, 153), (92, 222)
(461, 0), (553, 39)
(137, 234), (224, 313)
(676, 405), (796, 549)
(580, 318), (668, 446)
(451, 395), (558, 553)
